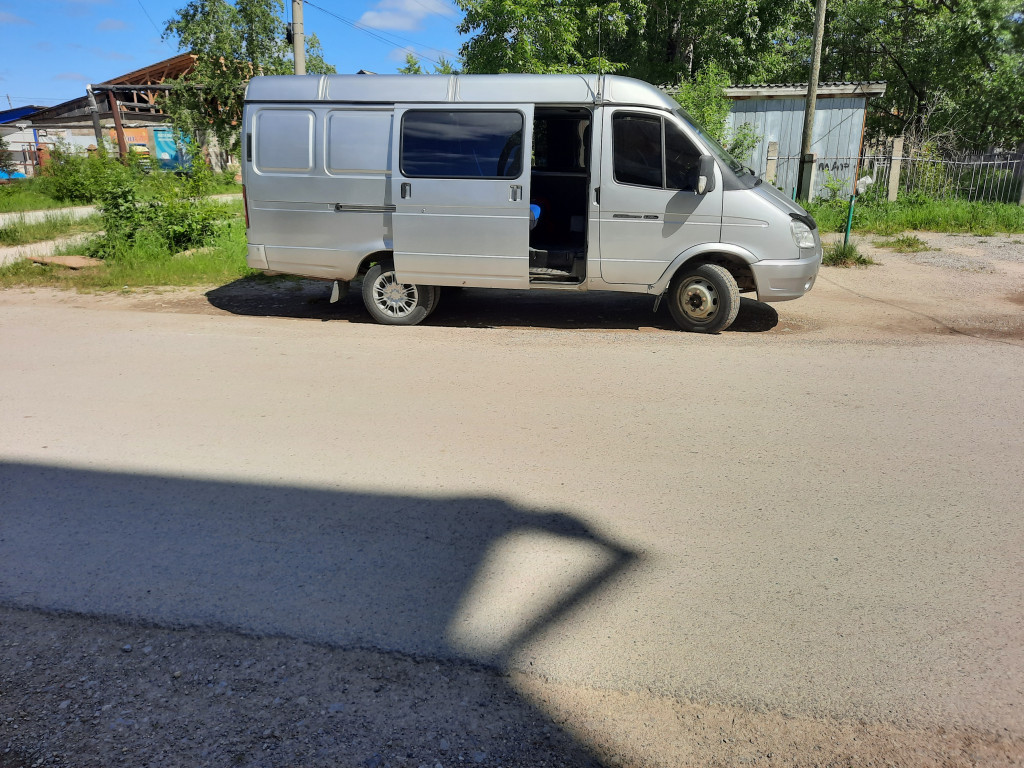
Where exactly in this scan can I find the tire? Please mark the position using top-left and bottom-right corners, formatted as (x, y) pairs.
(666, 263), (740, 333)
(361, 261), (437, 326)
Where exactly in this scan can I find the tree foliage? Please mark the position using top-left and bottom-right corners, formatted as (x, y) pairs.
(397, 53), (459, 74)
(455, 0), (1024, 150)
(804, 0), (1024, 149)
(162, 0), (336, 153)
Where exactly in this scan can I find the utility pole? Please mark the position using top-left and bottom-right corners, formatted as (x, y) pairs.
(291, 0), (306, 75)
(797, 0), (827, 200)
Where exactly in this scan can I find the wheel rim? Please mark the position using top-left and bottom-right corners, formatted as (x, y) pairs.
(679, 276), (719, 321)
(372, 271), (419, 318)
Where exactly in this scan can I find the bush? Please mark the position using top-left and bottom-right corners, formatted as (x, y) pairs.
(95, 143), (220, 257)
(38, 142), (125, 203)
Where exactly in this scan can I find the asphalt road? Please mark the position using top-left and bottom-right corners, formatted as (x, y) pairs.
(1, 289), (1022, 738)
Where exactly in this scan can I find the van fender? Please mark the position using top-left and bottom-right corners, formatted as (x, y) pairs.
(648, 243), (759, 296)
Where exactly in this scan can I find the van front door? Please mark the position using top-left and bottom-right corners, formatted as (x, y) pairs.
(391, 105), (533, 288)
(597, 108), (723, 285)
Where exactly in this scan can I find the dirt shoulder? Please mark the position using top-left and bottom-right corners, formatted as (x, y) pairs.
(3, 232), (1023, 345)
(3, 605), (1021, 768)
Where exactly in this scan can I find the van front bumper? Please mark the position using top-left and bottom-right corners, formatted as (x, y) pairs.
(751, 248), (822, 303)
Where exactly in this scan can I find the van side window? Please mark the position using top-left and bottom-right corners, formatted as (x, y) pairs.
(612, 113), (663, 188)
(254, 109), (314, 174)
(665, 121), (701, 191)
(401, 111), (523, 179)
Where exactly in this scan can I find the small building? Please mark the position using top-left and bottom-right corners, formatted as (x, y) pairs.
(724, 81), (886, 199)
(4, 53), (197, 175)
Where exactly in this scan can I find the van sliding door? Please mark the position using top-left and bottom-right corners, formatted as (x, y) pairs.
(391, 105), (533, 289)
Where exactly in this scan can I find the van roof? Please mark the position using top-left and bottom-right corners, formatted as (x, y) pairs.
(244, 74), (678, 111)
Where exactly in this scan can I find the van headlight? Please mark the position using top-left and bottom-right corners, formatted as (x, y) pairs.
(790, 219), (816, 249)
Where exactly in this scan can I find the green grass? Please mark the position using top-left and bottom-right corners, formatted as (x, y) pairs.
(806, 198), (1024, 236)
(0, 172), (242, 213)
(0, 184), (70, 213)
(0, 218), (254, 290)
(0, 214), (103, 246)
(871, 234), (933, 253)
(822, 240), (876, 267)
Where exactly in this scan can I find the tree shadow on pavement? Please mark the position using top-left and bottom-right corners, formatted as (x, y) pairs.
(0, 461), (640, 766)
(206, 277), (778, 333)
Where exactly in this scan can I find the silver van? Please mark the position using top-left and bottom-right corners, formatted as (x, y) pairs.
(241, 73), (821, 333)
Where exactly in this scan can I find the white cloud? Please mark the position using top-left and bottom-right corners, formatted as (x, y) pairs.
(359, 0), (455, 32)
(0, 11), (31, 24)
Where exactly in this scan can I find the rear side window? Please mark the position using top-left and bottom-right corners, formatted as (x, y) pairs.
(254, 109), (314, 173)
(401, 111), (524, 179)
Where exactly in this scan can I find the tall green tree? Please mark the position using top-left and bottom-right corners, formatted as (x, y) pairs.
(163, 0), (336, 154)
(791, 0), (1024, 148)
(455, 0), (644, 74)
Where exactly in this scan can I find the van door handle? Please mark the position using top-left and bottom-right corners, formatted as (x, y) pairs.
(509, 184), (522, 202)
(401, 182), (411, 199)
(595, 186), (601, 205)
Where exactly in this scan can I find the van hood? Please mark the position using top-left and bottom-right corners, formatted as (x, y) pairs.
(752, 181), (814, 221)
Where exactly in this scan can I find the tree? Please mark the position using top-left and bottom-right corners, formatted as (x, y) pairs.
(162, 0), (336, 154)
(455, 0), (642, 74)
(0, 135), (17, 176)
(397, 53), (426, 75)
(397, 53), (460, 75)
(790, 0), (1024, 148)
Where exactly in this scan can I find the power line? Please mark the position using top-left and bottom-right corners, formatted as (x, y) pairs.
(134, 0), (174, 50)
(302, 0), (456, 66)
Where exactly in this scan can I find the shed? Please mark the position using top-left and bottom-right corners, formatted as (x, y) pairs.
(724, 81), (886, 199)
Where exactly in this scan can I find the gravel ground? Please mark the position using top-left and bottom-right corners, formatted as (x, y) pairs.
(3, 605), (1021, 768)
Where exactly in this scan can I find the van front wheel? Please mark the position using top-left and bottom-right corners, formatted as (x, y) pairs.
(362, 262), (437, 326)
(667, 263), (740, 333)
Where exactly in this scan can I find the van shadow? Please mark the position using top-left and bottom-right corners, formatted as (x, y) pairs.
(206, 277), (779, 333)
(0, 461), (638, 765)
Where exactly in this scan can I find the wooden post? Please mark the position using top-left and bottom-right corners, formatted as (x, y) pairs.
(797, 152), (817, 200)
(887, 136), (904, 202)
(106, 90), (128, 159)
(765, 141), (779, 185)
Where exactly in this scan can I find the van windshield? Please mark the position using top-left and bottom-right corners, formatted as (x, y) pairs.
(673, 107), (748, 177)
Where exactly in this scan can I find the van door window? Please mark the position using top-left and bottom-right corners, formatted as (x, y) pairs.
(612, 113), (663, 188)
(401, 111), (523, 179)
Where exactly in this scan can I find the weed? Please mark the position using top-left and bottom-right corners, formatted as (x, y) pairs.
(822, 241), (875, 267)
(872, 234), (933, 253)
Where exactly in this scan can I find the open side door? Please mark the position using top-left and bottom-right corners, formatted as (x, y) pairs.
(390, 104), (533, 289)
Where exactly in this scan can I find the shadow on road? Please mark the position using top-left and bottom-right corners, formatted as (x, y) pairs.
(0, 461), (639, 765)
(206, 277), (779, 333)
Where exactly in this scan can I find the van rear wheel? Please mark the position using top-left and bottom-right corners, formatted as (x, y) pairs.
(667, 263), (740, 333)
(362, 262), (437, 326)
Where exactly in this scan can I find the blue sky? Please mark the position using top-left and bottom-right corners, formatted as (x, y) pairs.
(0, 0), (465, 109)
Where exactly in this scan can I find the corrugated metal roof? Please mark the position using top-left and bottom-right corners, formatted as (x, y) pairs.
(0, 106), (44, 125)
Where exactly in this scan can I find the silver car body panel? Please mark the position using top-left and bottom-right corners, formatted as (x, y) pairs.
(242, 73), (820, 303)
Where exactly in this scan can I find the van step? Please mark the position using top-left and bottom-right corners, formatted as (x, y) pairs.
(529, 267), (576, 281)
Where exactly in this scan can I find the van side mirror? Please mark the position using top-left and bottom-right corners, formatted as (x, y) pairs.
(697, 155), (716, 194)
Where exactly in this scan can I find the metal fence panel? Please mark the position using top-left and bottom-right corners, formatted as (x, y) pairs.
(768, 151), (1023, 204)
